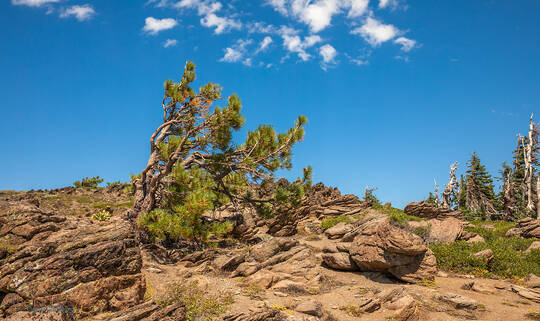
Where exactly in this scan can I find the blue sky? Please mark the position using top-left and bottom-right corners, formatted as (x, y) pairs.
(1, 0), (539, 208)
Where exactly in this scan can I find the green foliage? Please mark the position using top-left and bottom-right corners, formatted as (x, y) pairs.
(156, 280), (234, 321)
(92, 210), (112, 221)
(466, 152), (496, 201)
(106, 181), (126, 187)
(413, 226), (429, 237)
(376, 204), (424, 226)
(425, 192), (437, 206)
(430, 222), (540, 278)
(73, 176), (104, 188)
(363, 187), (381, 206)
(320, 215), (352, 230)
(138, 61), (310, 243)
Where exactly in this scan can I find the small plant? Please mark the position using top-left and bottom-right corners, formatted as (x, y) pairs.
(156, 281), (234, 321)
(339, 305), (363, 317)
(526, 311), (540, 320)
(305, 235), (321, 241)
(92, 210), (112, 221)
(242, 284), (265, 299)
(271, 305), (293, 315)
(74, 176), (104, 188)
(0, 243), (19, 255)
(413, 226), (429, 237)
(363, 187), (381, 207)
(320, 215), (352, 230)
(418, 278), (437, 288)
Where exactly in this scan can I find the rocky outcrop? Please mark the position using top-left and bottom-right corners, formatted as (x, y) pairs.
(349, 215), (437, 283)
(506, 218), (540, 238)
(0, 201), (144, 319)
(404, 202), (463, 219)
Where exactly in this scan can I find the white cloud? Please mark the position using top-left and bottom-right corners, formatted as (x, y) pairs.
(59, 4), (96, 21)
(243, 58), (252, 66)
(163, 39), (178, 48)
(11, 0), (59, 7)
(351, 17), (399, 46)
(292, 0), (341, 33)
(268, 0), (371, 32)
(394, 36), (415, 52)
(256, 36), (273, 53)
(347, 0), (369, 18)
(282, 34), (322, 61)
(219, 39), (252, 63)
(173, 0), (241, 34)
(201, 13), (241, 34)
(220, 48), (243, 62)
(143, 17), (178, 35)
(378, 0), (398, 9)
(319, 44), (337, 63)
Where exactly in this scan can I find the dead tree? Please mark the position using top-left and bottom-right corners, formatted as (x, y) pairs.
(442, 162), (459, 209)
(433, 178), (442, 207)
(524, 114), (535, 211)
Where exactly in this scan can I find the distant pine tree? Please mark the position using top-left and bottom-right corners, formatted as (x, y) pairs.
(457, 174), (467, 210)
(466, 152), (495, 201)
(464, 152), (497, 219)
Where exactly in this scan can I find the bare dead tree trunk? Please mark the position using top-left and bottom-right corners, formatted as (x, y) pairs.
(442, 162), (458, 209)
(537, 177), (540, 219)
(433, 178), (442, 208)
(525, 114), (535, 212)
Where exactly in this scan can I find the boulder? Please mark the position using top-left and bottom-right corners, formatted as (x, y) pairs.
(515, 218), (540, 238)
(295, 300), (322, 317)
(525, 241), (540, 254)
(525, 274), (540, 289)
(426, 218), (463, 244)
(505, 227), (522, 238)
(348, 215), (437, 283)
(435, 293), (478, 310)
(470, 249), (494, 262)
(0, 202), (144, 319)
(510, 285), (540, 303)
(324, 222), (353, 239)
(322, 252), (357, 271)
(403, 202), (462, 219)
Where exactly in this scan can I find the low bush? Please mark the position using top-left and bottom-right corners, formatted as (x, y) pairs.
(320, 216), (352, 230)
(92, 210), (112, 221)
(156, 280), (234, 321)
(74, 176), (104, 188)
(430, 235), (540, 278)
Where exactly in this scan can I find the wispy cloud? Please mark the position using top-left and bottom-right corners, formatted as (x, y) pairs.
(282, 34), (322, 61)
(11, 0), (59, 7)
(143, 17), (178, 35)
(173, 0), (241, 34)
(219, 39), (252, 63)
(394, 36), (416, 52)
(163, 39), (178, 48)
(60, 4), (96, 21)
(256, 36), (273, 53)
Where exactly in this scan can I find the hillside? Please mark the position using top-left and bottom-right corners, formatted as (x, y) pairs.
(1, 186), (539, 321)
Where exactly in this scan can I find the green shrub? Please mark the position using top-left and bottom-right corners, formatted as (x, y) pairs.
(92, 210), (112, 221)
(74, 176), (104, 188)
(413, 226), (429, 237)
(156, 280), (234, 321)
(363, 187), (381, 207)
(320, 216), (352, 230)
(430, 236), (540, 278)
(377, 205), (423, 226)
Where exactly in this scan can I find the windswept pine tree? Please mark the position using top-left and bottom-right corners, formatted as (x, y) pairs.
(464, 152), (497, 219)
(132, 61), (310, 242)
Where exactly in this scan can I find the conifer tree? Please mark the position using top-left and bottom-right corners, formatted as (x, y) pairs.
(464, 152), (497, 219)
(132, 61), (309, 242)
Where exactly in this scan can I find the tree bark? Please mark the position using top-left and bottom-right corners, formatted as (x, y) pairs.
(442, 162), (458, 209)
(525, 114), (535, 211)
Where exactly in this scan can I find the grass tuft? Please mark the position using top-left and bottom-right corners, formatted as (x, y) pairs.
(320, 216), (352, 230)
